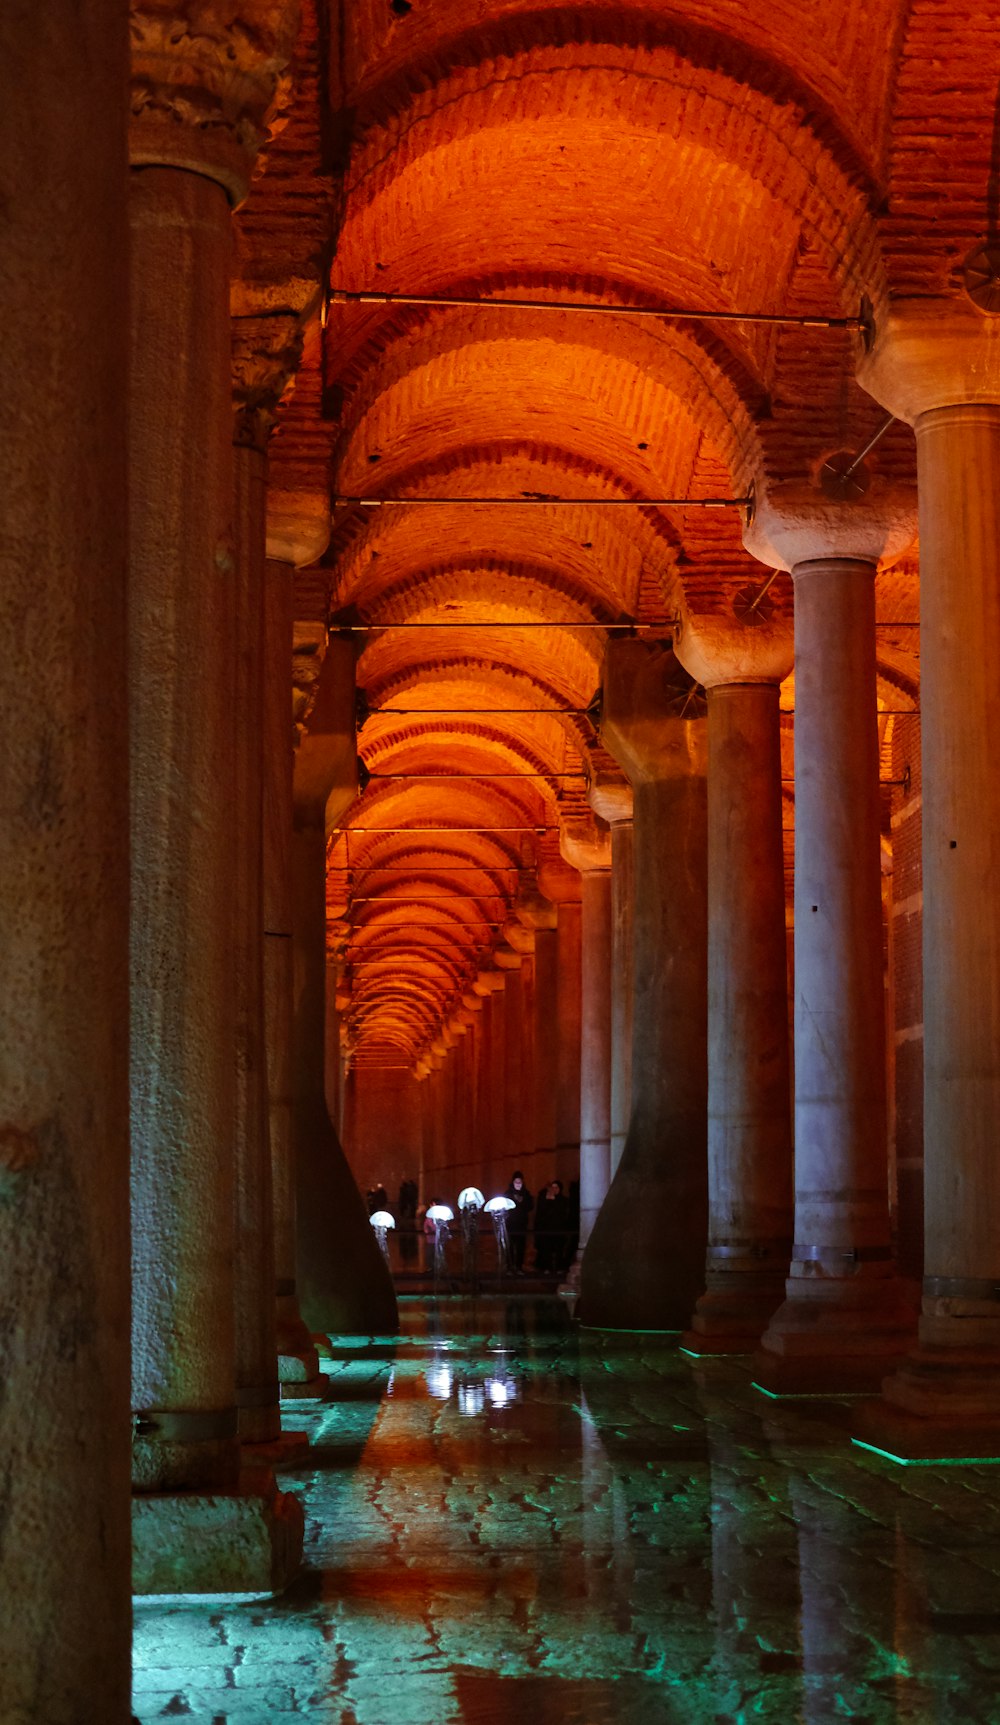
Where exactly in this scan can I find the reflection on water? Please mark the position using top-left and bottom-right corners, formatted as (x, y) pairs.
(134, 1295), (1000, 1725)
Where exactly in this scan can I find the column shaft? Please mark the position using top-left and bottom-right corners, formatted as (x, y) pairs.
(609, 821), (634, 1181)
(130, 167), (239, 1492)
(757, 559), (913, 1390)
(686, 683), (792, 1349)
(580, 768), (709, 1328)
(232, 437), (279, 1442)
(0, 3), (130, 1711)
(533, 929), (560, 1185)
(578, 871), (613, 1253)
(556, 902), (583, 1184)
(262, 557), (319, 1380)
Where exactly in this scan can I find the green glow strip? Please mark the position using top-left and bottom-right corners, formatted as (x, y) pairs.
(751, 1380), (870, 1401)
(851, 1439), (1000, 1468)
(679, 1345), (746, 1359)
(579, 1325), (682, 1335)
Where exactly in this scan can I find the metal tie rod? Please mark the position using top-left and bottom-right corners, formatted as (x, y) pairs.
(333, 493), (746, 508)
(328, 288), (862, 330)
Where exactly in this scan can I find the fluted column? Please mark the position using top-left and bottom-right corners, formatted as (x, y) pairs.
(855, 302), (1000, 1456)
(292, 633), (397, 1335)
(0, 4), (129, 1711)
(673, 610), (795, 1351)
(128, 3), (303, 1593)
(559, 820), (613, 1278)
(744, 476), (917, 1392)
(578, 638), (709, 1330)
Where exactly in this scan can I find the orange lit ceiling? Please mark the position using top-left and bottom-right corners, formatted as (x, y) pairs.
(237, 0), (999, 1067)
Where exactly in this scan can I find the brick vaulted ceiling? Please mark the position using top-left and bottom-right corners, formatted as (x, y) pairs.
(238, 0), (1000, 1067)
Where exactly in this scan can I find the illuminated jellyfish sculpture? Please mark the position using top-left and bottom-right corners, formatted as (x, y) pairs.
(485, 1195), (516, 1275)
(369, 1209), (395, 1266)
(457, 1187), (485, 1284)
(425, 1203), (454, 1280)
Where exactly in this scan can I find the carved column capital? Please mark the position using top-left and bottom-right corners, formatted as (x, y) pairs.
(130, 1), (299, 204)
(231, 313), (302, 450)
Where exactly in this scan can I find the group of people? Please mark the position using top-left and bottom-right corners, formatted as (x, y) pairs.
(365, 1169), (579, 1277)
(504, 1171), (578, 1275)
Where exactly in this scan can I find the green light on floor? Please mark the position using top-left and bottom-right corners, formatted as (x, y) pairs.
(578, 1326), (682, 1335)
(851, 1438), (1000, 1468)
(751, 1380), (870, 1401)
(680, 1346), (745, 1359)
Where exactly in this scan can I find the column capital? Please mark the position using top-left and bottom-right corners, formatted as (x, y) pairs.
(559, 813), (612, 874)
(859, 297), (1000, 424)
(674, 606), (792, 689)
(744, 475), (916, 572)
(514, 878), (557, 932)
(587, 770), (633, 827)
(461, 990), (484, 1012)
(502, 917), (535, 954)
(293, 632), (358, 832)
(232, 313), (302, 452)
(473, 968), (506, 997)
(600, 636), (707, 784)
(130, 0), (299, 205)
(494, 947), (523, 971)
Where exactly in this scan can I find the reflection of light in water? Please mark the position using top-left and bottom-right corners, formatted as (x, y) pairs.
(485, 1376), (518, 1408)
(385, 1368), (396, 1397)
(458, 1383), (485, 1417)
(426, 1363), (452, 1399)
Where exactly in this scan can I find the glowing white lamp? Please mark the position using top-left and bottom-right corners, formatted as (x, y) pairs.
(426, 1203), (454, 1223)
(369, 1209), (395, 1265)
(485, 1195), (515, 1214)
(458, 1187), (485, 1211)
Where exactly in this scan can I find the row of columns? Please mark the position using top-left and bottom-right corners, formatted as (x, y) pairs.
(2, 11), (400, 1717)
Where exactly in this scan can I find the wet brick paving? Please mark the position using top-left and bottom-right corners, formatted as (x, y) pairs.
(133, 1297), (1000, 1723)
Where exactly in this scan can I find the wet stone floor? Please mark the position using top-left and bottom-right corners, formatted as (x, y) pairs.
(134, 1297), (1000, 1724)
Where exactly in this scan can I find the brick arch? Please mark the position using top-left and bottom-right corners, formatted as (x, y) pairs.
(334, 46), (882, 320)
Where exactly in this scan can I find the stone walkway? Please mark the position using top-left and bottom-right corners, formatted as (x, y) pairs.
(133, 1298), (1000, 1723)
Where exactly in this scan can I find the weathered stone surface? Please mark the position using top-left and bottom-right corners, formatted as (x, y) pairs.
(132, 1475), (304, 1596)
(1, 2), (131, 1718)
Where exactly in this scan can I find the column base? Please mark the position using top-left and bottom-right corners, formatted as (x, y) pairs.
(241, 1429), (311, 1466)
(753, 1273), (917, 1395)
(681, 1275), (787, 1355)
(132, 1468), (304, 1595)
(279, 1370), (330, 1400)
(854, 1334), (1000, 1462)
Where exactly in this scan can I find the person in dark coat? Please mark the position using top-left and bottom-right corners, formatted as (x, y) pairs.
(504, 1171), (534, 1271)
(534, 1179), (570, 1273)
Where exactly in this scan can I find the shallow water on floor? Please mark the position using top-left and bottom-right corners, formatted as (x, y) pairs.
(133, 1297), (1000, 1723)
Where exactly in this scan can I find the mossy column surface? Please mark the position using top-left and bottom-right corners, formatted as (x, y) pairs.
(578, 638), (709, 1331)
(0, 1), (130, 1714)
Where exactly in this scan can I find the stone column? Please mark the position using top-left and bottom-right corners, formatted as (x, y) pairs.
(589, 779), (634, 1182)
(231, 319), (300, 1450)
(744, 476), (917, 1393)
(263, 557), (323, 1390)
(0, 4), (129, 1712)
(292, 633), (397, 1336)
(672, 610), (795, 1352)
(497, 950), (526, 1170)
(128, 5), (303, 1593)
(555, 899), (583, 1185)
(504, 918), (538, 1176)
(854, 302), (1000, 1456)
(559, 821), (613, 1279)
(577, 638), (709, 1331)
(516, 882), (559, 1187)
(473, 969), (507, 1191)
